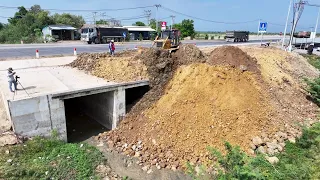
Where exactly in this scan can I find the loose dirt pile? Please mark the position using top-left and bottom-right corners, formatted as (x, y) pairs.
(208, 46), (259, 73)
(69, 50), (148, 82)
(74, 45), (318, 171)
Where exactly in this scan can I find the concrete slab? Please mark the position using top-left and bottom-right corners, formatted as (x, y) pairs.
(0, 57), (115, 101)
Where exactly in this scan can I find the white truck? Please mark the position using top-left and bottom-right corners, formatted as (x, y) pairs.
(81, 26), (128, 44)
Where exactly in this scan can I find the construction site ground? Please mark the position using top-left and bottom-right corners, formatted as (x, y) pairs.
(1, 44), (320, 179)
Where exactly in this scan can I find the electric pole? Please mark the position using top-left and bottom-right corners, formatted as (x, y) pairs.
(288, 0), (305, 52)
(144, 10), (151, 25)
(93, 12), (97, 25)
(313, 7), (320, 44)
(170, 15), (175, 30)
(155, 4), (161, 32)
(282, 0), (293, 47)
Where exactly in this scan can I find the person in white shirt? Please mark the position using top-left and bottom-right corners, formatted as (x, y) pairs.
(7, 67), (18, 92)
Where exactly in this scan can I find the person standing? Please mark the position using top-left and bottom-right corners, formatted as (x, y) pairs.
(7, 67), (18, 92)
(109, 40), (115, 55)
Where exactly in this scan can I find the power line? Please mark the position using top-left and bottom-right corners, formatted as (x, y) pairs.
(160, 6), (259, 24)
(0, 5), (155, 12)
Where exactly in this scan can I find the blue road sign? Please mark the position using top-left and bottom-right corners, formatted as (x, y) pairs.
(123, 32), (127, 38)
(259, 22), (267, 32)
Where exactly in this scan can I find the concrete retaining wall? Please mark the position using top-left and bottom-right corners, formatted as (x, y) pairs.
(8, 95), (67, 141)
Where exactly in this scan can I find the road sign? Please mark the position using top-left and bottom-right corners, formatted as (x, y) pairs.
(161, 21), (167, 30)
(259, 22), (267, 32)
(122, 32), (126, 38)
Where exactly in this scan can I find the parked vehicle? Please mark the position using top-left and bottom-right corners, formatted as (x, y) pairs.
(225, 31), (249, 42)
(81, 27), (128, 44)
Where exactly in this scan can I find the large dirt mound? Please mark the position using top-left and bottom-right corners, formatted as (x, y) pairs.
(172, 44), (206, 65)
(104, 63), (272, 169)
(208, 46), (259, 73)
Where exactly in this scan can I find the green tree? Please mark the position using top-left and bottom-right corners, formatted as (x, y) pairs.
(173, 19), (196, 38)
(52, 13), (85, 28)
(96, 19), (108, 25)
(0, 23), (4, 31)
(205, 34), (208, 40)
(149, 18), (156, 30)
(133, 21), (145, 26)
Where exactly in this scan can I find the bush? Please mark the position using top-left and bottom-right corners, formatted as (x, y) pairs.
(305, 77), (320, 105)
(139, 33), (143, 41)
(211, 36), (215, 40)
(204, 34), (208, 40)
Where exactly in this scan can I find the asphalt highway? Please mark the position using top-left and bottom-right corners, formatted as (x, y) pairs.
(0, 39), (281, 59)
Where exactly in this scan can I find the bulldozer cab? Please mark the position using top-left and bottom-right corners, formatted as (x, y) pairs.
(154, 29), (180, 50)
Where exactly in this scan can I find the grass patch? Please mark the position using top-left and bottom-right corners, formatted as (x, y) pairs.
(303, 54), (320, 70)
(0, 136), (103, 180)
(187, 122), (320, 180)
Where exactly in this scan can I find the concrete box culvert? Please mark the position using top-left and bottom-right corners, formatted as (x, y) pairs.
(7, 80), (150, 142)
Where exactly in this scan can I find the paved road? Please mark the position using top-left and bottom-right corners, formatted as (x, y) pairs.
(0, 39), (281, 59)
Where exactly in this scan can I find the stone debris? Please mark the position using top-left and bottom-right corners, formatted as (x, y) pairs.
(266, 156), (279, 165)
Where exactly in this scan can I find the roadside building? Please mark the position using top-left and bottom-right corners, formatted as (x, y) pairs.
(42, 25), (78, 41)
(123, 26), (156, 40)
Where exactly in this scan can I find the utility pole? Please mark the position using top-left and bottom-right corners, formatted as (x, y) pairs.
(170, 15), (175, 30)
(144, 10), (151, 25)
(313, 7), (320, 44)
(155, 4), (161, 32)
(93, 12), (97, 25)
(282, 0), (293, 47)
(288, 0), (305, 52)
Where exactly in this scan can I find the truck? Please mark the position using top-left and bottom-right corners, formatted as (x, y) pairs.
(225, 31), (249, 42)
(81, 26), (129, 44)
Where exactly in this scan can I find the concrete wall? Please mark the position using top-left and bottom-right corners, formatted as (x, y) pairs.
(8, 95), (67, 141)
(73, 87), (125, 130)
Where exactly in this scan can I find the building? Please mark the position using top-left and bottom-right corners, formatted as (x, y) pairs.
(42, 25), (78, 41)
(123, 26), (156, 40)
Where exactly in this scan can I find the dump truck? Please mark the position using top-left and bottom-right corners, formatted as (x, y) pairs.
(153, 29), (181, 53)
(81, 26), (128, 44)
(225, 31), (249, 42)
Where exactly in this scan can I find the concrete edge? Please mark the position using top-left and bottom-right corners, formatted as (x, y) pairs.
(52, 80), (149, 100)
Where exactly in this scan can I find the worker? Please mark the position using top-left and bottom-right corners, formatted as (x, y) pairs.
(109, 40), (115, 55)
(7, 67), (18, 92)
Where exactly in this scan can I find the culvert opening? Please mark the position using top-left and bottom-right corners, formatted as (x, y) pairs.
(64, 91), (113, 143)
(125, 85), (150, 113)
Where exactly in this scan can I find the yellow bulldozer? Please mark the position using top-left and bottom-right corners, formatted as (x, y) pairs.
(152, 29), (181, 53)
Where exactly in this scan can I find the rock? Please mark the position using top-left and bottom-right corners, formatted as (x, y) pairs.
(152, 139), (157, 145)
(252, 136), (263, 146)
(249, 143), (256, 150)
(147, 169), (153, 174)
(288, 137), (296, 144)
(156, 164), (161, 170)
(266, 142), (278, 150)
(132, 145), (137, 151)
(267, 148), (275, 155)
(160, 162), (166, 168)
(97, 142), (104, 147)
(248, 149), (255, 155)
(266, 156), (279, 164)
(277, 145), (283, 152)
(151, 159), (157, 165)
(279, 142), (286, 148)
(5, 150), (9, 154)
(7, 159), (12, 163)
(171, 165), (177, 171)
(277, 132), (288, 139)
(134, 152), (141, 157)
(142, 165), (149, 171)
(239, 65), (248, 72)
(257, 146), (266, 154)
(263, 137), (270, 143)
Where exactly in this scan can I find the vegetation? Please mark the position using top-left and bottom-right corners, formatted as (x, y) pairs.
(187, 122), (320, 180)
(133, 21), (146, 26)
(303, 55), (320, 105)
(0, 135), (103, 179)
(96, 19), (109, 25)
(0, 5), (85, 44)
(173, 19), (196, 38)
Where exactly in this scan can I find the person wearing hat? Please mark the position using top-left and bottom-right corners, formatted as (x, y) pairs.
(7, 67), (18, 92)
(108, 40), (115, 55)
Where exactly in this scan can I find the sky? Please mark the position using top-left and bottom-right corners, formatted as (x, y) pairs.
(0, 0), (320, 32)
